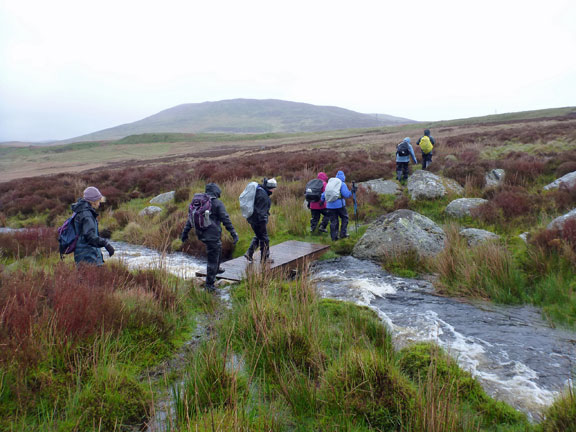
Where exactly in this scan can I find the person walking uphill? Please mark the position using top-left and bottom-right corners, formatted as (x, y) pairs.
(416, 129), (435, 170)
(72, 186), (115, 265)
(181, 183), (239, 292)
(244, 178), (277, 264)
(322, 171), (353, 241)
(396, 137), (418, 183)
(308, 172), (330, 234)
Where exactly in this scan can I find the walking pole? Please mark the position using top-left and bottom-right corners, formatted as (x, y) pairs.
(352, 181), (358, 235)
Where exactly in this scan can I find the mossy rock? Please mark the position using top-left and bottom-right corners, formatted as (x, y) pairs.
(320, 349), (415, 430)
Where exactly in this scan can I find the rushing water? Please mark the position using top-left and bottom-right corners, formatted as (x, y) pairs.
(3, 229), (574, 421)
(312, 256), (576, 420)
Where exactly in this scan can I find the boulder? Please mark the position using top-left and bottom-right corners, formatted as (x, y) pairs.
(352, 209), (446, 260)
(544, 171), (576, 191)
(139, 206), (163, 216)
(547, 208), (576, 231)
(485, 169), (505, 188)
(445, 198), (488, 218)
(357, 179), (401, 195)
(407, 170), (464, 201)
(150, 191), (175, 204)
(459, 228), (500, 246)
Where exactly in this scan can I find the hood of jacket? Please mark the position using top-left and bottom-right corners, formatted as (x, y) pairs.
(205, 183), (221, 198)
(424, 129), (430, 136)
(71, 198), (96, 215)
(403, 137), (411, 144)
(336, 170), (346, 182)
(318, 172), (328, 182)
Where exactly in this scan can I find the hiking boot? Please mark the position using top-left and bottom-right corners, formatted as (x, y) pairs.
(318, 227), (328, 233)
(244, 252), (253, 262)
(217, 267), (225, 274)
(205, 285), (216, 293)
(340, 233), (350, 239)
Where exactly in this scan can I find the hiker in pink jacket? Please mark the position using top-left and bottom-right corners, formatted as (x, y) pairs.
(309, 172), (330, 234)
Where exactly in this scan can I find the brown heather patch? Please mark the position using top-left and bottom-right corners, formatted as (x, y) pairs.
(0, 228), (58, 259)
(0, 262), (176, 368)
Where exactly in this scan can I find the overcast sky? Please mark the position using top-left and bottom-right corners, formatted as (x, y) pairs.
(1, 0), (575, 142)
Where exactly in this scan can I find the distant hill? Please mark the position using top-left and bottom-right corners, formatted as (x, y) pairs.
(61, 99), (416, 143)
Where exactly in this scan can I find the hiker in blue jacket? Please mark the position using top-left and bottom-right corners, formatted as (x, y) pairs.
(396, 137), (418, 182)
(322, 170), (353, 241)
(72, 186), (115, 266)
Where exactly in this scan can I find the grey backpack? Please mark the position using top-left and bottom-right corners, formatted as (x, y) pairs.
(239, 181), (259, 218)
(324, 178), (342, 203)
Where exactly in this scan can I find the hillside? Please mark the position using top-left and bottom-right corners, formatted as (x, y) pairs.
(61, 99), (415, 143)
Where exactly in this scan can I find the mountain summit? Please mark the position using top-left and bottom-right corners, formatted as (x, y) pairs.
(66, 99), (415, 142)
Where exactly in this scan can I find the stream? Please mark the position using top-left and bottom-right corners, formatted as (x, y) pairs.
(312, 256), (576, 420)
(3, 231), (575, 422)
(111, 243), (576, 421)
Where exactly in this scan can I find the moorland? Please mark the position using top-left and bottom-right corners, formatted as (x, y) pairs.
(1, 106), (576, 431)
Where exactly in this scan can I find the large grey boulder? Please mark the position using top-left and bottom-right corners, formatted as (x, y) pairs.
(139, 206), (163, 216)
(407, 170), (464, 200)
(352, 209), (446, 260)
(485, 169), (505, 188)
(459, 228), (500, 246)
(357, 179), (401, 195)
(544, 172), (576, 191)
(547, 208), (576, 230)
(445, 198), (488, 218)
(150, 191), (175, 204)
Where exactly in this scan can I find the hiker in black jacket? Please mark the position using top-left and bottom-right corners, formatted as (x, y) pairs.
(244, 178), (277, 264)
(181, 183), (239, 292)
(72, 186), (115, 265)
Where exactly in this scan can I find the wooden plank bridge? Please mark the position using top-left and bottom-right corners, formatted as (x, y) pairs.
(196, 240), (331, 282)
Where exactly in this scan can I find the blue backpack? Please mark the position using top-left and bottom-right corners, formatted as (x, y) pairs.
(57, 213), (79, 259)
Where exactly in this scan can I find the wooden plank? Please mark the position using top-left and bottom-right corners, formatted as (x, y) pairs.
(196, 240), (330, 282)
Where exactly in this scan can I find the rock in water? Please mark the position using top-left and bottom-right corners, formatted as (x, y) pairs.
(352, 209), (446, 260)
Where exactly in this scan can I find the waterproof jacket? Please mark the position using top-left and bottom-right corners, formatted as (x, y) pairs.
(71, 199), (107, 265)
(182, 183), (237, 243)
(396, 139), (418, 164)
(247, 185), (272, 225)
(309, 172), (329, 210)
(417, 132), (436, 151)
(322, 171), (352, 210)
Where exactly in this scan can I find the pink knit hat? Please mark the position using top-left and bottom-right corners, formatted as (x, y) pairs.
(83, 186), (104, 202)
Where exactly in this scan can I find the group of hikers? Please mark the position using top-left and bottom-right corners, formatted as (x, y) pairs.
(395, 128), (435, 182)
(65, 128), (435, 292)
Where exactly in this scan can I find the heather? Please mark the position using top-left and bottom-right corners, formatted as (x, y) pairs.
(1, 114), (576, 429)
(0, 257), (211, 430)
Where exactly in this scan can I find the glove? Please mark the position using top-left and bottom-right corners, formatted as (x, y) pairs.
(352, 185), (358, 193)
(232, 233), (239, 245)
(104, 242), (115, 257)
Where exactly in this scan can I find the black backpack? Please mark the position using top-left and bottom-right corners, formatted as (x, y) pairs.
(305, 179), (324, 202)
(397, 141), (410, 157)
